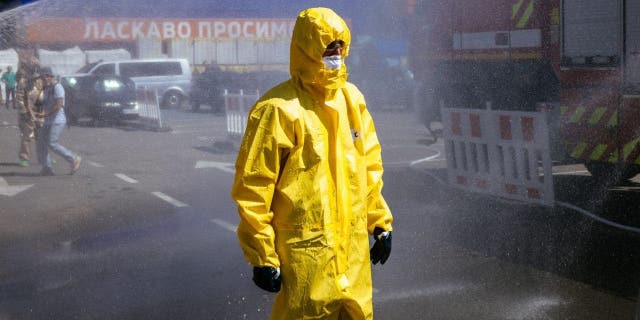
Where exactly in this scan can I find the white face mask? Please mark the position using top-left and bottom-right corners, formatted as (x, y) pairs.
(322, 55), (342, 70)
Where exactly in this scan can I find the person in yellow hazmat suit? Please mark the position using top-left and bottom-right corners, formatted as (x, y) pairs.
(231, 7), (393, 320)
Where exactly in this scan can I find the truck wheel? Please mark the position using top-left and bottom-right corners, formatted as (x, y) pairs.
(585, 162), (640, 184)
(163, 91), (182, 109)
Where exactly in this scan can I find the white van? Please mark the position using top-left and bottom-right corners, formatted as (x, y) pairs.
(75, 58), (191, 109)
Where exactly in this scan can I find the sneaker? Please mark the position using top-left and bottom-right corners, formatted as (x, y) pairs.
(70, 156), (82, 175)
(40, 167), (55, 176)
(19, 159), (29, 167)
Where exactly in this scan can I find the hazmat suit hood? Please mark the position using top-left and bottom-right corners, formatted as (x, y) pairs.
(289, 7), (351, 100)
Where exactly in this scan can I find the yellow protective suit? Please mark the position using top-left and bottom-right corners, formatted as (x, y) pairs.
(231, 7), (393, 320)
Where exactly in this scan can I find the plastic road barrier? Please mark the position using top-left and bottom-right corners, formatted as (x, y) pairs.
(224, 89), (260, 140)
(441, 106), (554, 206)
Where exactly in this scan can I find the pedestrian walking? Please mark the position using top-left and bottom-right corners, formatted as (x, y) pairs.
(231, 7), (393, 320)
(36, 66), (81, 176)
(0, 76), (3, 107)
(16, 54), (42, 167)
(2, 66), (17, 109)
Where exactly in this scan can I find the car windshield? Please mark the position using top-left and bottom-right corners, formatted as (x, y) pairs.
(0, 1), (639, 320)
(76, 61), (101, 73)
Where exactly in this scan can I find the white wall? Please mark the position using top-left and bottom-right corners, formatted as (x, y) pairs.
(85, 49), (132, 64)
(38, 46), (86, 76)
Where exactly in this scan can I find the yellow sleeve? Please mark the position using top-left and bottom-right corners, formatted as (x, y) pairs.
(362, 107), (394, 234)
(231, 102), (293, 268)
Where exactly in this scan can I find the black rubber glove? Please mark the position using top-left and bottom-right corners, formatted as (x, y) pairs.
(252, 266), (282, 292)
(370, 227), (392, 265)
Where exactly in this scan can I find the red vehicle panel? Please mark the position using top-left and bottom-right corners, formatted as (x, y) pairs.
(409, 0), (559, 119)
(409, 0), (640, 181)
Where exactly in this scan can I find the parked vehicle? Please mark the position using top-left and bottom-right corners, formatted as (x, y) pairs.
(190, 68), (288, 113)
(408, 0), (640, 183)
(61, 74), (138, 124)
(74, 58), (191, 109)
(190, 67), (236, 113)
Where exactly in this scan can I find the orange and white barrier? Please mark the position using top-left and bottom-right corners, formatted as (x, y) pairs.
(441, 107), (554, 206)
(224, 89), (260, 140)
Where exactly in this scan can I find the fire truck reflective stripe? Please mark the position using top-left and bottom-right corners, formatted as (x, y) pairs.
(570, 142), (587, 158)
(455, 52), (542, 60)
(512, 0), (525, 19)
(500, 115), (512, 140)
(453, 29), (540, 50)
(607, 139), (640, 163)
(551, 8), (560, 25)
(510, 29), (541, 48)
(428, 52), (542, 61)
(589, 144), (608, 161)
(607, 111), (618, 126)
(623, 139), (640, 160)
(588, 107), (607, 125)
(516, 0), (535, 29)
(569, 107), (586, 123)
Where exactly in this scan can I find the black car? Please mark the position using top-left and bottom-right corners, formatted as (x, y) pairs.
(190, 68), (288, 113)
(61, 74), (138, 124)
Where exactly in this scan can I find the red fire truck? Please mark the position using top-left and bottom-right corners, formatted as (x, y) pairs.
(409, 0), (640, 182)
